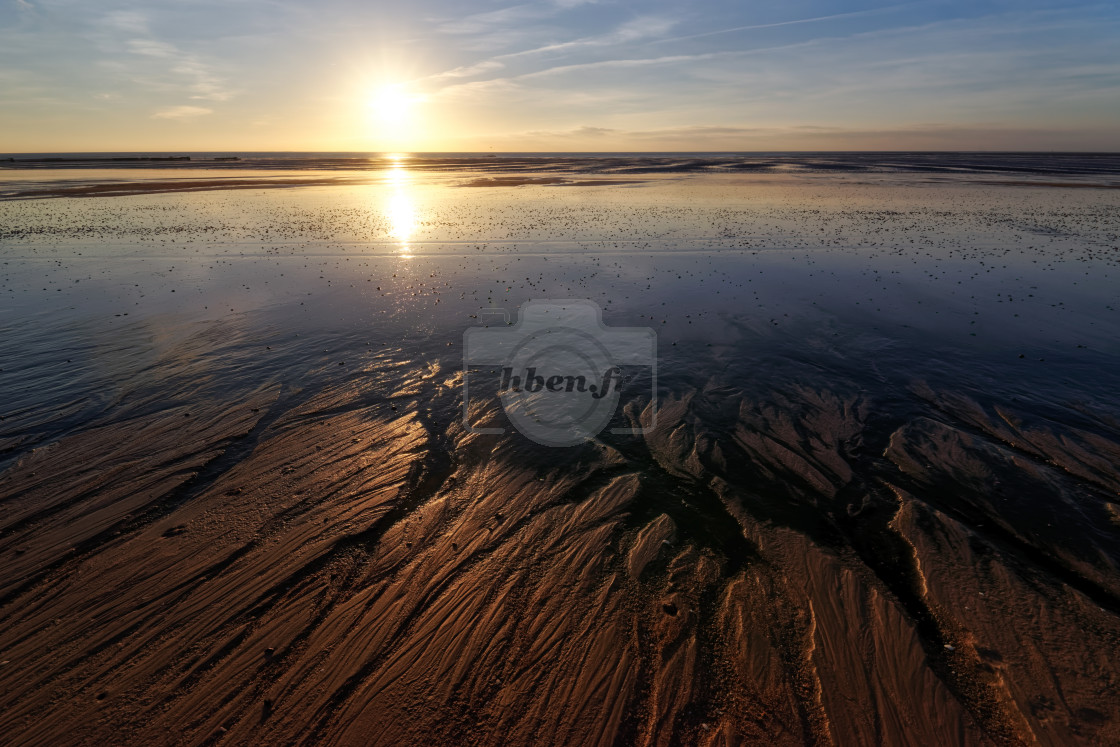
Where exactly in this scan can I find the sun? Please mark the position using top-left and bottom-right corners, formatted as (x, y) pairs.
(366, 83), (428, 148)
(372, 85), (415, 126)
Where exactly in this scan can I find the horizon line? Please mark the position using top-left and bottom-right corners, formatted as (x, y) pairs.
(5, 149), (1120, 156)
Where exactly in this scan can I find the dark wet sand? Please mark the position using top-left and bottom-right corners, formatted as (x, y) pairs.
(0, 174), (649, 200)
(0, 176), (366, 200)
(1, 159), (1119, 745)
(460, 176), (649, 188)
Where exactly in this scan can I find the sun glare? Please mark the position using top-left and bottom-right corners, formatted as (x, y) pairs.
(367, 83), (427, 149)
(388, 192), (416, 243)
(373, 85), (412, 125)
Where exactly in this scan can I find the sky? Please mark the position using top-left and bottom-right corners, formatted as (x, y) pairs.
(1, 0), (1118, 152)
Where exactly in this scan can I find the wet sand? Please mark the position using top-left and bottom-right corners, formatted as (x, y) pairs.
(0, 173), (648, 200)
(460, 176), (648, 188)
(1, 158), (1120, 745)
(0, 176), (366, 200)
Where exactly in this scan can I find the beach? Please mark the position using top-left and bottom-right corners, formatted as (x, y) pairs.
(2, 153), (1120, 745)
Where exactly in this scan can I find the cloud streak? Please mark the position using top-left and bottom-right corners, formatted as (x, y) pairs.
(152, 105), (212, 119)
(510, 121), (1120, 150)
(94, 9), (235, 103)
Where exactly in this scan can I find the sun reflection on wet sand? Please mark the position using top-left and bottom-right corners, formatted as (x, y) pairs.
(383, 158), (416, 257)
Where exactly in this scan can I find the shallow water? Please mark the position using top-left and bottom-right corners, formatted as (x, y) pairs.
(2, 170), (1117, 445)
(1, 160), (1120, 744)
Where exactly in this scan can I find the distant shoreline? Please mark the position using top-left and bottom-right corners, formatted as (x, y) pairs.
(4, 152), (1119, 178)
(3, 153), (1119, 200)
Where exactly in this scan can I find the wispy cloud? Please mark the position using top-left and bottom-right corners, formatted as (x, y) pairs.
(525, 124), (620, 138)
(421, 13), (683, 94)
(422, 4), (901, 90)
(423, 60), (507, 85)
(649, 4), (917, 46)
(430, 51), (722, 100)
(101, 10), (148, 36)
(95, 9), (235, 103)
(509, 121), (1120, 150)
(495, 14), (679, 61)
(522, 124), (768, 140)
(515, 53), (717, 80)
(152, 105), (212, 119)
(435, 4), (545, 36)
(430, 5), (1120, 137)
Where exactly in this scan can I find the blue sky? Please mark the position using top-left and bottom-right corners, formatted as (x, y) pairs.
(2, 0), (1118, 151)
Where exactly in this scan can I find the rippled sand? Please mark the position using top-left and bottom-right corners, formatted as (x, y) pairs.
(1, 160), (1119, 745)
